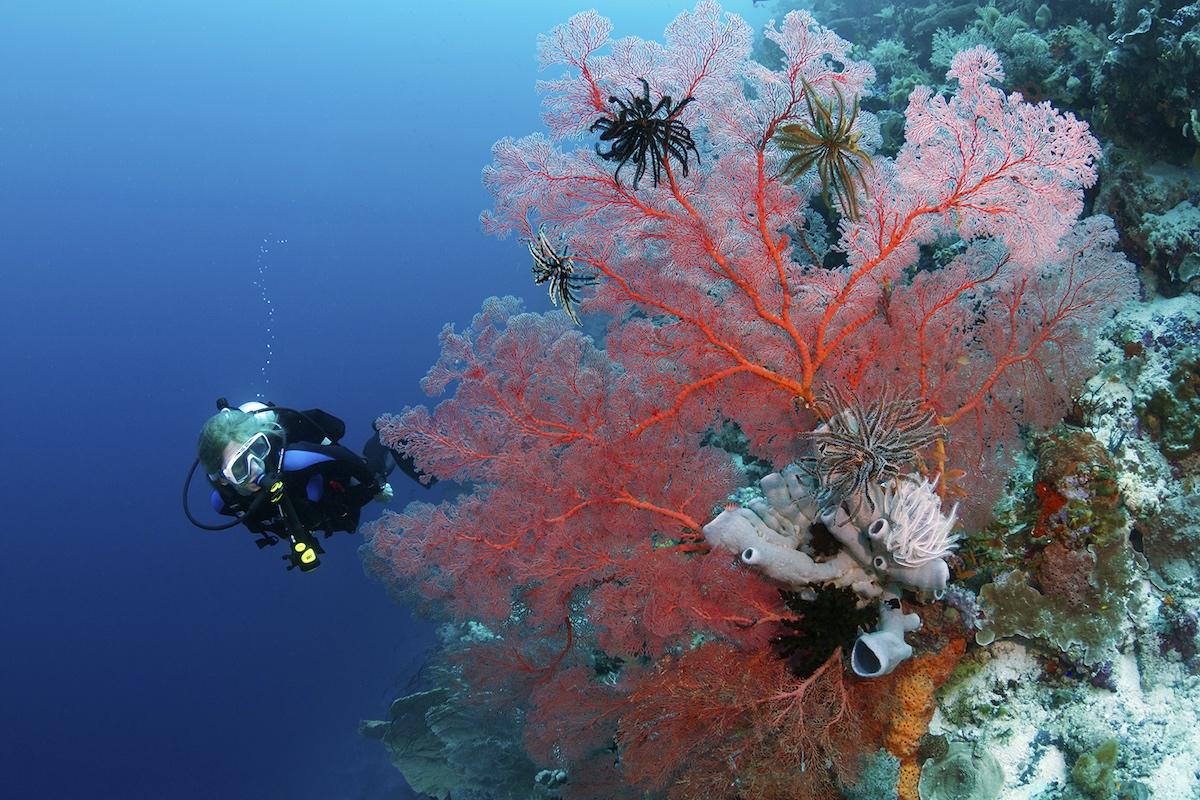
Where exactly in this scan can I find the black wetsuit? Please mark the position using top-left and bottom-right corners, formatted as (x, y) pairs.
(209, 408), (383, 538)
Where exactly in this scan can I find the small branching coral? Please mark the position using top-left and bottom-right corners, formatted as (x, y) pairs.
(776, 78), (874, 218)
(590, 78), (699, 188)
(527, 226), (595, 325)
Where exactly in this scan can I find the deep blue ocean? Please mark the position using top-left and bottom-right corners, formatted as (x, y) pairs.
(0, 2), (762, 798)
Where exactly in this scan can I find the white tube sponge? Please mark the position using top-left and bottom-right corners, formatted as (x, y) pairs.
(825, 483), (955, 595)
(705, 506), (798, 551)
(821, 505), (874, 567)
(703, 507), (868, 588)
(704, 468), (957, 598)
(744, 464), (821, 547)
(886, 559), (951, 596)
(740, 541), (864, 588)
(851, 601), (922, 677)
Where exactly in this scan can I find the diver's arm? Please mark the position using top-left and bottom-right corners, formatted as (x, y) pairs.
(363, 427), (436, 488)
(284, 442), (380, 489)
(278, 408), (346, 445)
(323, 443), (380, 488)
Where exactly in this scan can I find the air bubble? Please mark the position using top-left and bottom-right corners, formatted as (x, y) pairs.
(252, 236), (285, 399)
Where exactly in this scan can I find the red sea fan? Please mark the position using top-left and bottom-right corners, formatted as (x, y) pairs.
(619, 644), (865, 800)
(363, 299), (780, 652)
(366, 4), (1137, 797)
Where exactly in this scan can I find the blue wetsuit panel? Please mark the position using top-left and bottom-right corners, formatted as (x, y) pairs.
(306, 474), (324, 502)
(282, 449), (335, 472)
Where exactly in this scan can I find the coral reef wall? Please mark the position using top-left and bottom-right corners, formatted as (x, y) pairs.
(354, 2), (1200, 798)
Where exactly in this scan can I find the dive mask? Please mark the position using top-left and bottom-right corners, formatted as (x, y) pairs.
(214, 431), (272, 486)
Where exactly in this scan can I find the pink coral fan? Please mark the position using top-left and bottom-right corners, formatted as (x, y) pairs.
(364, 4), (1137, 797)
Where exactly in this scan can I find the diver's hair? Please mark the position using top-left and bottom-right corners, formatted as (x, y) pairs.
(197, 408), (282, 475)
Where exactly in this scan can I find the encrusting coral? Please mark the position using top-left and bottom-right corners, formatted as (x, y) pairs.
(918, 741), (1004, 800)
(974, 428), (1134, 665)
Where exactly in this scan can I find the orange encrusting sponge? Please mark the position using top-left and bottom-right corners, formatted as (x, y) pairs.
(883, 639), (966, 800)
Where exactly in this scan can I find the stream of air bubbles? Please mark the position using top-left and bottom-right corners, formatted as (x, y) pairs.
(253, 237), (287, 399)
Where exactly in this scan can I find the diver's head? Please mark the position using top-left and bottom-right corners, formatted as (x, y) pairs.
(197, 407), (282, 492)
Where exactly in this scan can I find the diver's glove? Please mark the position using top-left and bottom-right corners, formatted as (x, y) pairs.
(374, 483), (394, 503)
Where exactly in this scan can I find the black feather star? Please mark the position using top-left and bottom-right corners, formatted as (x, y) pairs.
(772, 586), (878, 678)
(527, 227), (596, 325)
(590, 78), (699, 189)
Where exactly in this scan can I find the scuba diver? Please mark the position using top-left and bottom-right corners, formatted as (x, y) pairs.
(183, 398), (431, 572)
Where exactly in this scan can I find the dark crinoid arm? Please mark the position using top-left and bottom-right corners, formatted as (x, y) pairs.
(528, 227), (598, 325)
(774, 79), (873, 220)
(590, 78), (700, 189)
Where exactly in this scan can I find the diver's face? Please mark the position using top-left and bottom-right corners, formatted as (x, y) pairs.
(220, 440), (264, 494)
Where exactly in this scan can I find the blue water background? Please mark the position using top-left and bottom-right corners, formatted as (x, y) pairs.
(0, 1), (774, 797)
